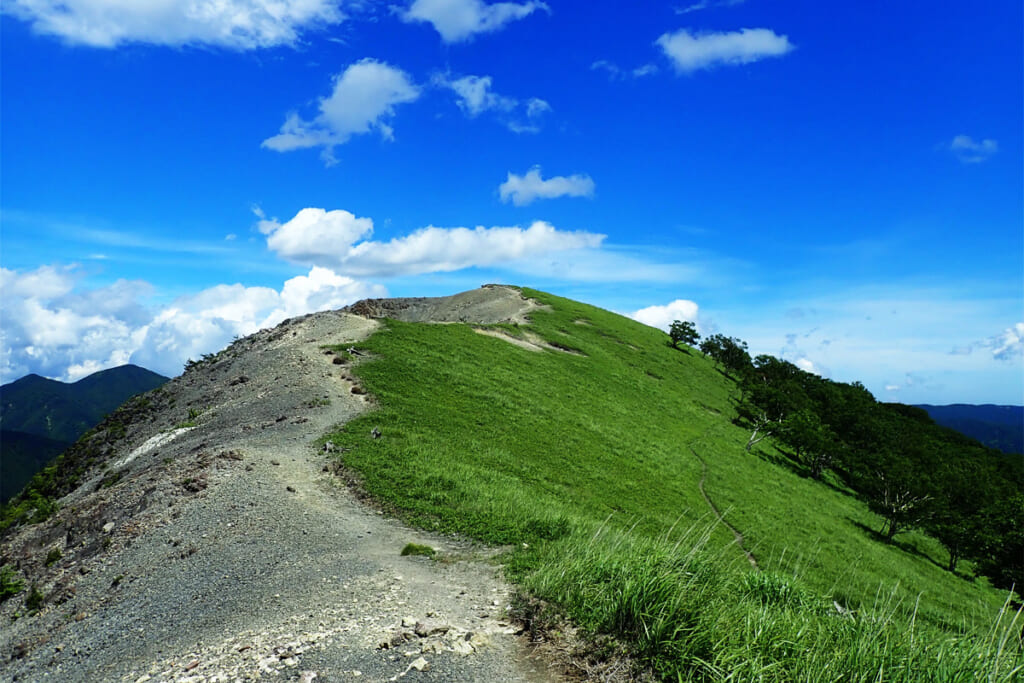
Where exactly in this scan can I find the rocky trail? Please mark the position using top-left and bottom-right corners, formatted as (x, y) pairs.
(0, 287), (562, 682)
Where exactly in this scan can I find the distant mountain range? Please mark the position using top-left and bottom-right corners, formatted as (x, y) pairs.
(915, 404), (1023, 454)
(1, 364), (168, 502)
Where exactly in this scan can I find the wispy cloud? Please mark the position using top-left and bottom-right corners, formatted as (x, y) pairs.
(2, 0), (345, 49)
(591, 60), (659, 81)
(675, 0), (745, 15)
(947, 135), (998, 164)
(435, 74), (516, 116)
(262, 59), (420, 165)
(498, 167), (595, 206)
(1, 208), (237, 256)
(656, 28), (795, 73)
(953, 322), (1024, 360)
(717, 287), (1022, 403)
(434, 72), (550, 133)
(399, 0), (549, 43)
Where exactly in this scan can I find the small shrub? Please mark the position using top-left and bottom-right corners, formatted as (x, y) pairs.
(400, 543), (436, 559)
(0, 566), (24, 602)
(97, 469), (125, 490)
(44, 548), (62, 567)
(25, 585), (44, 612)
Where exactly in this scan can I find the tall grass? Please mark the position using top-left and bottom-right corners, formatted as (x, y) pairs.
(325, 287), (1021, 678)
(524, 521), (1023, 681)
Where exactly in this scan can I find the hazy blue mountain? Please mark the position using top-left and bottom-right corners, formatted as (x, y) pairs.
(916, 404), (1023, 454)
(1, 364), (168, 502)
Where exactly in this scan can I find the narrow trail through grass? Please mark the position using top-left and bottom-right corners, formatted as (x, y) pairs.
(690, 444), (759, 570)
(323, 287), (1021, 681)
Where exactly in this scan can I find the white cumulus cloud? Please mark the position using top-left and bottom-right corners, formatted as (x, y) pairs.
(262, 59), (420, 165)
(795, 357), (822, 376)
(259, 208), (374, 262)
(656, 27), (794, 73)
(1, 264), (384, 382)
(499, 167), (595, 206)
(631, 299), (700, 332)
(948, 135), (998, 164)
(400, 0), (548, 43)
(259, 207), (605, 277)
(2, 0), (345, 49)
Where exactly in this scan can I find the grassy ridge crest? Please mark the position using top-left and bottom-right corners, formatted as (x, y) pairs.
(325, 287), (1021, 679)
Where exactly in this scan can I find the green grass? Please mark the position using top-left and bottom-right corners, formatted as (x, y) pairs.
(324, 287), (1021, 679)
(400, 542), (437, 558)
(0, 565), (24, 602)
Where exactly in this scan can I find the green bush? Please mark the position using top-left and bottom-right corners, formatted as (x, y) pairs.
(0, 565), (24, 602)
(24, 584), (44, 612)
(400, 543), (436, 559)
(44, 548), (62, 567)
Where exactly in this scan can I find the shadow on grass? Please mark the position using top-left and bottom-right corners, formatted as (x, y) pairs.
(665, 341), (694, 355)
(848, 519), (949, 573)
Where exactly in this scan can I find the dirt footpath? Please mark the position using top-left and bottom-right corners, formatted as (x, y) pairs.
(0, 291), (562, 682)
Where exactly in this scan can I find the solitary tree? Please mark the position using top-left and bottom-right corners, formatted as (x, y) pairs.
(668, 320), (699, 349)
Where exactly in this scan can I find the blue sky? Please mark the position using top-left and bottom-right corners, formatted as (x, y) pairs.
(1, 1), (1021, 405)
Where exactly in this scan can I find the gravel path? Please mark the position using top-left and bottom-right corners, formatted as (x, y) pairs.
(0, 290), (562, 683)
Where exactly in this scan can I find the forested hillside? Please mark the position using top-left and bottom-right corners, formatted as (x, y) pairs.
(0, 365), (168, 503)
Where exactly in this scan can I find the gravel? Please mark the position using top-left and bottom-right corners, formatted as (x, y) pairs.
(0, 289), (561, 682)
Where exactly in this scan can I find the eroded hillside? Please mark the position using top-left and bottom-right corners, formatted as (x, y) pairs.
(0, 288), (560, 682)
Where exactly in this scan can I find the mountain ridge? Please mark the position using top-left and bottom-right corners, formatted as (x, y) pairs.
(915, 403), (1023, 454)
(1, 364), (169, 504)
(1, 286), (1019, 681)
(0, 288), (559, 682)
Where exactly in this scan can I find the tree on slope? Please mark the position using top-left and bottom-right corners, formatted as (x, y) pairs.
(699, 334), (751, 376)
(668, 320), (699, 349)
(779, 409), (838, 479)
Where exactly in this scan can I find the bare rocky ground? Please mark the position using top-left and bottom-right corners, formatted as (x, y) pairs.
(0, 286), (564, 683)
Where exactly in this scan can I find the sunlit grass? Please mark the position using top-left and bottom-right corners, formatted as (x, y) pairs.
(324, 287), (1021, 678)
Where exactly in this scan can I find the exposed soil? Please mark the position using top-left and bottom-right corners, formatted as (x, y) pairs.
(342, 285), (547, 325)
(0, 287), (562, 682)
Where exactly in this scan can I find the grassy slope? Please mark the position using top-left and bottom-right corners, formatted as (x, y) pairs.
(326, 288), (1019, 678)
